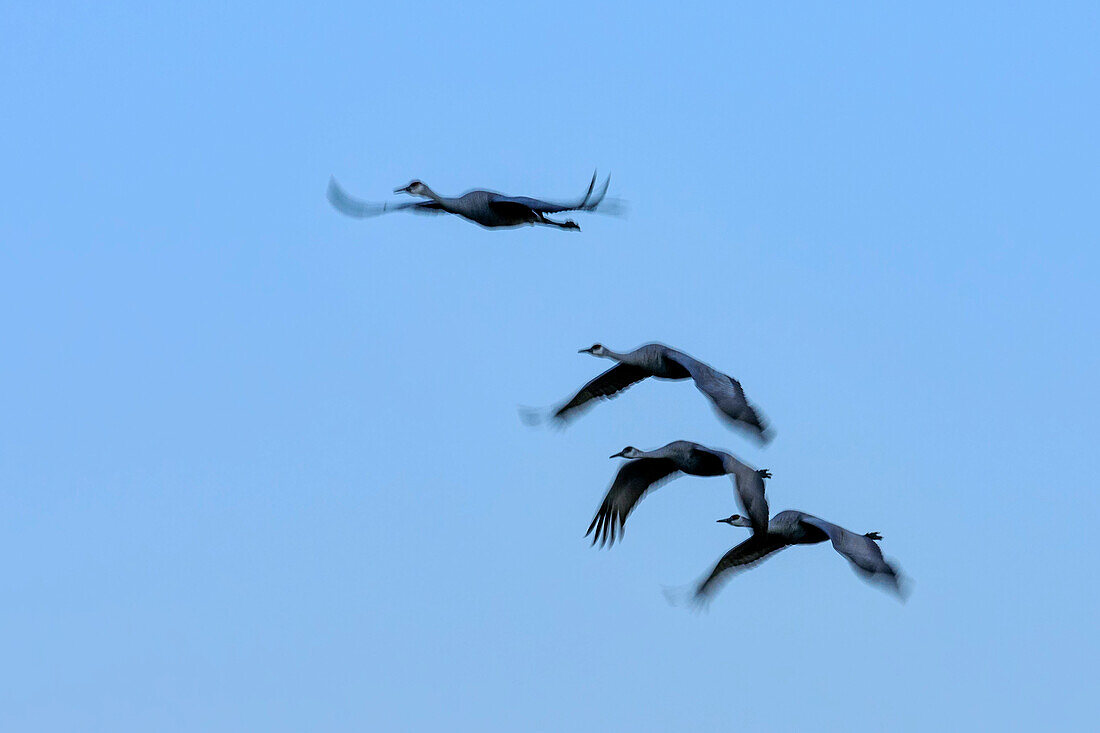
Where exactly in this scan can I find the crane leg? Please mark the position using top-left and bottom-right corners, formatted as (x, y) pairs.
(537, 214), (580, 230)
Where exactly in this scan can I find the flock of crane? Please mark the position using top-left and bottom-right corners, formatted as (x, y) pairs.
(328, 172), (907, 604)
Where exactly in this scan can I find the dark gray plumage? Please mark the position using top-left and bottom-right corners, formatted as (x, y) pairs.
(547, 343), (771, 442)
(587, 440), (771, 545)
(695, 510), (906, 600)
(326, 171), (611, 230)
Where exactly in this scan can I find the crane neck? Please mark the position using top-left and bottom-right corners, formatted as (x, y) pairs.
(637, 445), (674, 460)
(417, 185), (445, 203)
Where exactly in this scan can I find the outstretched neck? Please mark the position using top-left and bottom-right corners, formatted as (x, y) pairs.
(600, 348), (631, 362)
(638, 444), (679, 460)
(417, 185), (444, 203)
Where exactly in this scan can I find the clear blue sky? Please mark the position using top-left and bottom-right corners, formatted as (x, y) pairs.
(3, 2), (1098, 730)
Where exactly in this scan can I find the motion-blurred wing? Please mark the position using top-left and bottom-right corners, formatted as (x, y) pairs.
(690, 446), (770, 538)
(728, 461), (770, 537)
(586, 458), (680, 547)
(665, 352), (770, 442)
(798, 515), (906, 597)
(490, 170), (611, 213)
(552, 363), (651, 422)
(327, 177), (445, 218)
(695, 535), (789, 598)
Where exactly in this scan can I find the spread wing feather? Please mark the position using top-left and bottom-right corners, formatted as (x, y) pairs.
(586, 459), (680, 547)
(695, 535), (790, 598)
(552, 363), (651, 422)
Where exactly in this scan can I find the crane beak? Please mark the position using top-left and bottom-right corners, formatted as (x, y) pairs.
(578, 347), (593, 354)
(393, 186), (409, 194)
(609, 450), (626, 459)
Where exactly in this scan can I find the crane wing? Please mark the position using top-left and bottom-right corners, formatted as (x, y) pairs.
(489, 170), (611, 214)
(552, 363), (651, 422)
(686, 446), (770, 537)
(694, 535), (790, 598)
(665, 352), (770, 442)
(327, 177), (445, 218)
(728, 461), (771, 537)
(586, 458), (680, 547)
(798, 515), (906, 598)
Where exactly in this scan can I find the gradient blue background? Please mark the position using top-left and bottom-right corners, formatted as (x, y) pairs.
(3, 2), (1098, 730)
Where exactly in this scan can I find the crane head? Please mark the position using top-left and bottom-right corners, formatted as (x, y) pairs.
(717, 514), (753, 528)
(610, 446), (642, 459)
(578, 343), (606, 356)
(395, 180), (428, 196)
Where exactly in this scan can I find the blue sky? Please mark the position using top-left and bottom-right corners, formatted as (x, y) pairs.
(3, 2), (1098, 730)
